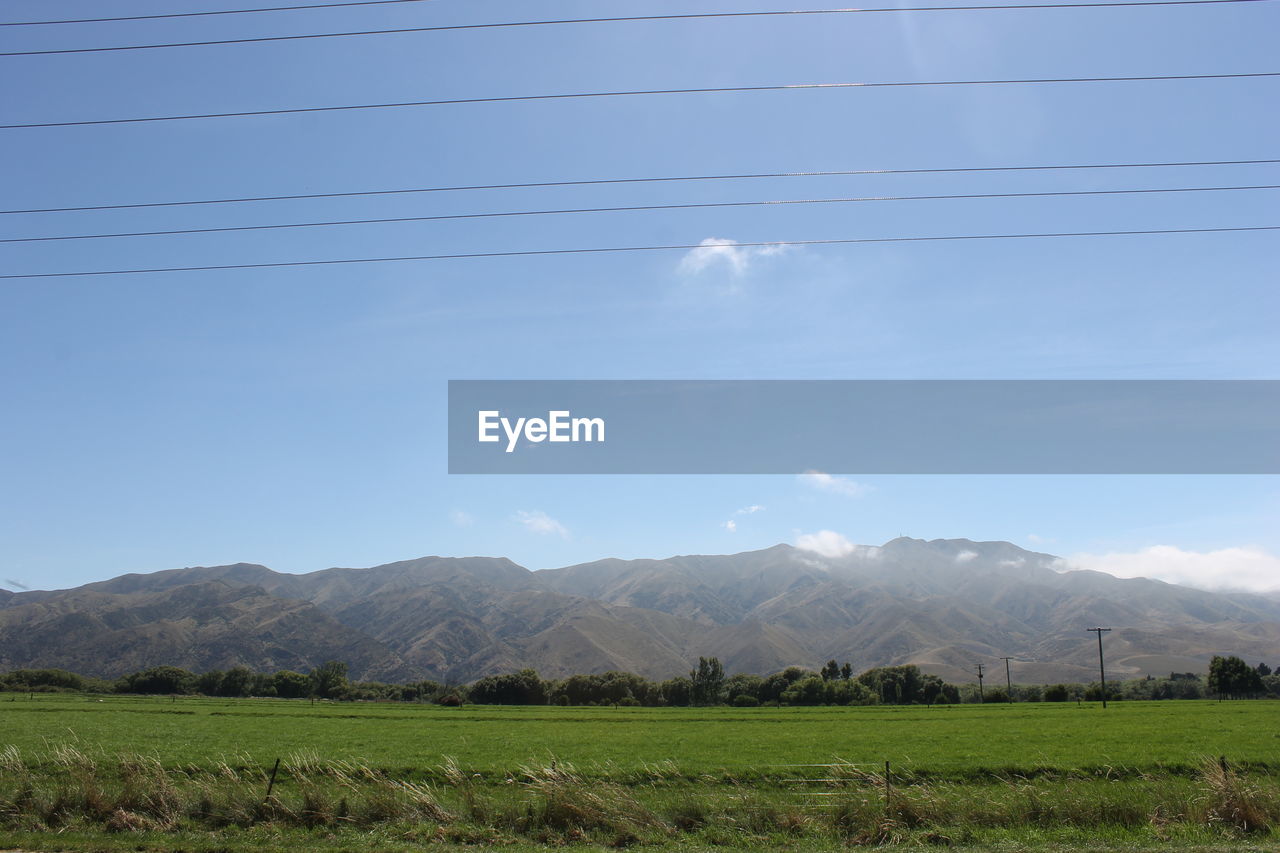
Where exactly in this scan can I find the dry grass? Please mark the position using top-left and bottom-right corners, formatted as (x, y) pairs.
(1197, 756), (1278, 833)
(0, 746), (1277, 845)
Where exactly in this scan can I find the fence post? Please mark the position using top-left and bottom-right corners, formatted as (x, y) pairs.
(265, 757), (281, 799)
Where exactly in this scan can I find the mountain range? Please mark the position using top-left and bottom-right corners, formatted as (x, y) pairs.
(3, 538), (1277, 685)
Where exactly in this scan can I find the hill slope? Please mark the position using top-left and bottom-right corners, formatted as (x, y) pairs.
(3, 539), (1276, 683)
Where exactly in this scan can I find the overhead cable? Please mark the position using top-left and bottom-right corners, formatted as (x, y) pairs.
(1, 0), (434, 27)
(5, 158), (1276, 216)
(3, 225), (1275, 279)
(4, 72), (1277, 130)
(4, 184), (1276, 244)
(0, 0), (1270, 52)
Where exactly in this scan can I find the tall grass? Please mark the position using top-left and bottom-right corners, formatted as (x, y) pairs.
(0, 746), (1277, 845)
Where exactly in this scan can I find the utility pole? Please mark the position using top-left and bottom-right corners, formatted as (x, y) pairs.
(975, 663), (985, 703)
(999, 657), (1014, 703)
(1086, 627), (1112, 708)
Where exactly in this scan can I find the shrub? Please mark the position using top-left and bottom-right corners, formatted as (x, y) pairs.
(1044, 684), (1070, 702)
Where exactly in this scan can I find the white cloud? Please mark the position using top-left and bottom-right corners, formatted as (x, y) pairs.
(514, 510), (569, 539)
(999, 558), (1026, 568)
(678, 237), (789, 276)
(796, 530), (857, 559)
(722, 504), (762, 532)
(793, 554), (831, 571)
(797, 471), (872, 498)
(955, 550), (978, 563)
(1064, 545), (1280, 593)
(448, 510), (474, 527)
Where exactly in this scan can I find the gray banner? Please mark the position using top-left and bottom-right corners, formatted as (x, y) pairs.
(447, 380), (1280, 474)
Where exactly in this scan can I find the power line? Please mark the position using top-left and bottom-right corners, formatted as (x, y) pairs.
(5, 184), (1275, 244)
(5, 72), (1276, 130)
(1, 0), (433, 27)
(3, 225), (1274, 279)
(0, 0), (1269, 52)
(4, 158), (1275, 216)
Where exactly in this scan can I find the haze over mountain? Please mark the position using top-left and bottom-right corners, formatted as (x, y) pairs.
(3, 539), (1277, 685)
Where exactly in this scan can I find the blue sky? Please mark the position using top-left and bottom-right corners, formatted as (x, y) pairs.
(1, 0), (1277, 592)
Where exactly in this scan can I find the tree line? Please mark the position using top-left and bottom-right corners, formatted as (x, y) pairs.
(2, 655), (1275, 705)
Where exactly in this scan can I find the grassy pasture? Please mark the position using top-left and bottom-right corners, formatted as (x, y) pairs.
(1, 694), (1279, 850)
(2, 693), (1277, 778)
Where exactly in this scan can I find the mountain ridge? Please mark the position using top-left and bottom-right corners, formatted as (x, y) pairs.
(3, 539), (1276, 684)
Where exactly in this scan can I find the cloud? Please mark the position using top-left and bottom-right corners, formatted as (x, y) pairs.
(514, 510), (569, 539)
(955, 550), (978, 564)
(1063, 545), (1280, 593)
(1027, 534), (1046, 544)
(999, 558), (1026, 569)
(678, 237), (789, 276)
(797, 471), (872, 498)
(796, 530), (857, 559)
(3, 578), (29, 591)
(448, 510), (474, 527)
(722, 505), (762, 532)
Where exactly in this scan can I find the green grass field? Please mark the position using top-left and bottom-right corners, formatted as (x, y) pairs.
(2, 694), (1279, 850)
(4, 693), (1277, 776)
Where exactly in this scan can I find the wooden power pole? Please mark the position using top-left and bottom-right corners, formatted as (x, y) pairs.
(999, 657), (1014, 703)
(1087, 627), (1112, 708)
(975, 663), (985, 703)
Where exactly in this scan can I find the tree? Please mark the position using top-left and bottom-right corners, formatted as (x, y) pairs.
(758, 667), (814, 704)
(310, 660), (349, 699)
(857, 665), (926, 705)
(820, 660), (841, 681)
(661, 676), (693, 706)
(1208, 655), (1264, 699)
(117, 666), (196, 695)
(781, 676), (827, 705)
(920, 674), (947, 705)
(469, 669), (547, 705)
(724, 673), (763, 703)
(2, 669), (87, 692)
(272, 670), (312, 699)
(219, 666), (253, 697)
(689, 657), (726, 705)
(196, 670), (224, 696)
(1043, 684), (1070, 702)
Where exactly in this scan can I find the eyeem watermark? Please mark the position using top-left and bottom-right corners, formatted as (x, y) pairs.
(450, 380), (1280, 474)
(477, 410), (605, 453)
